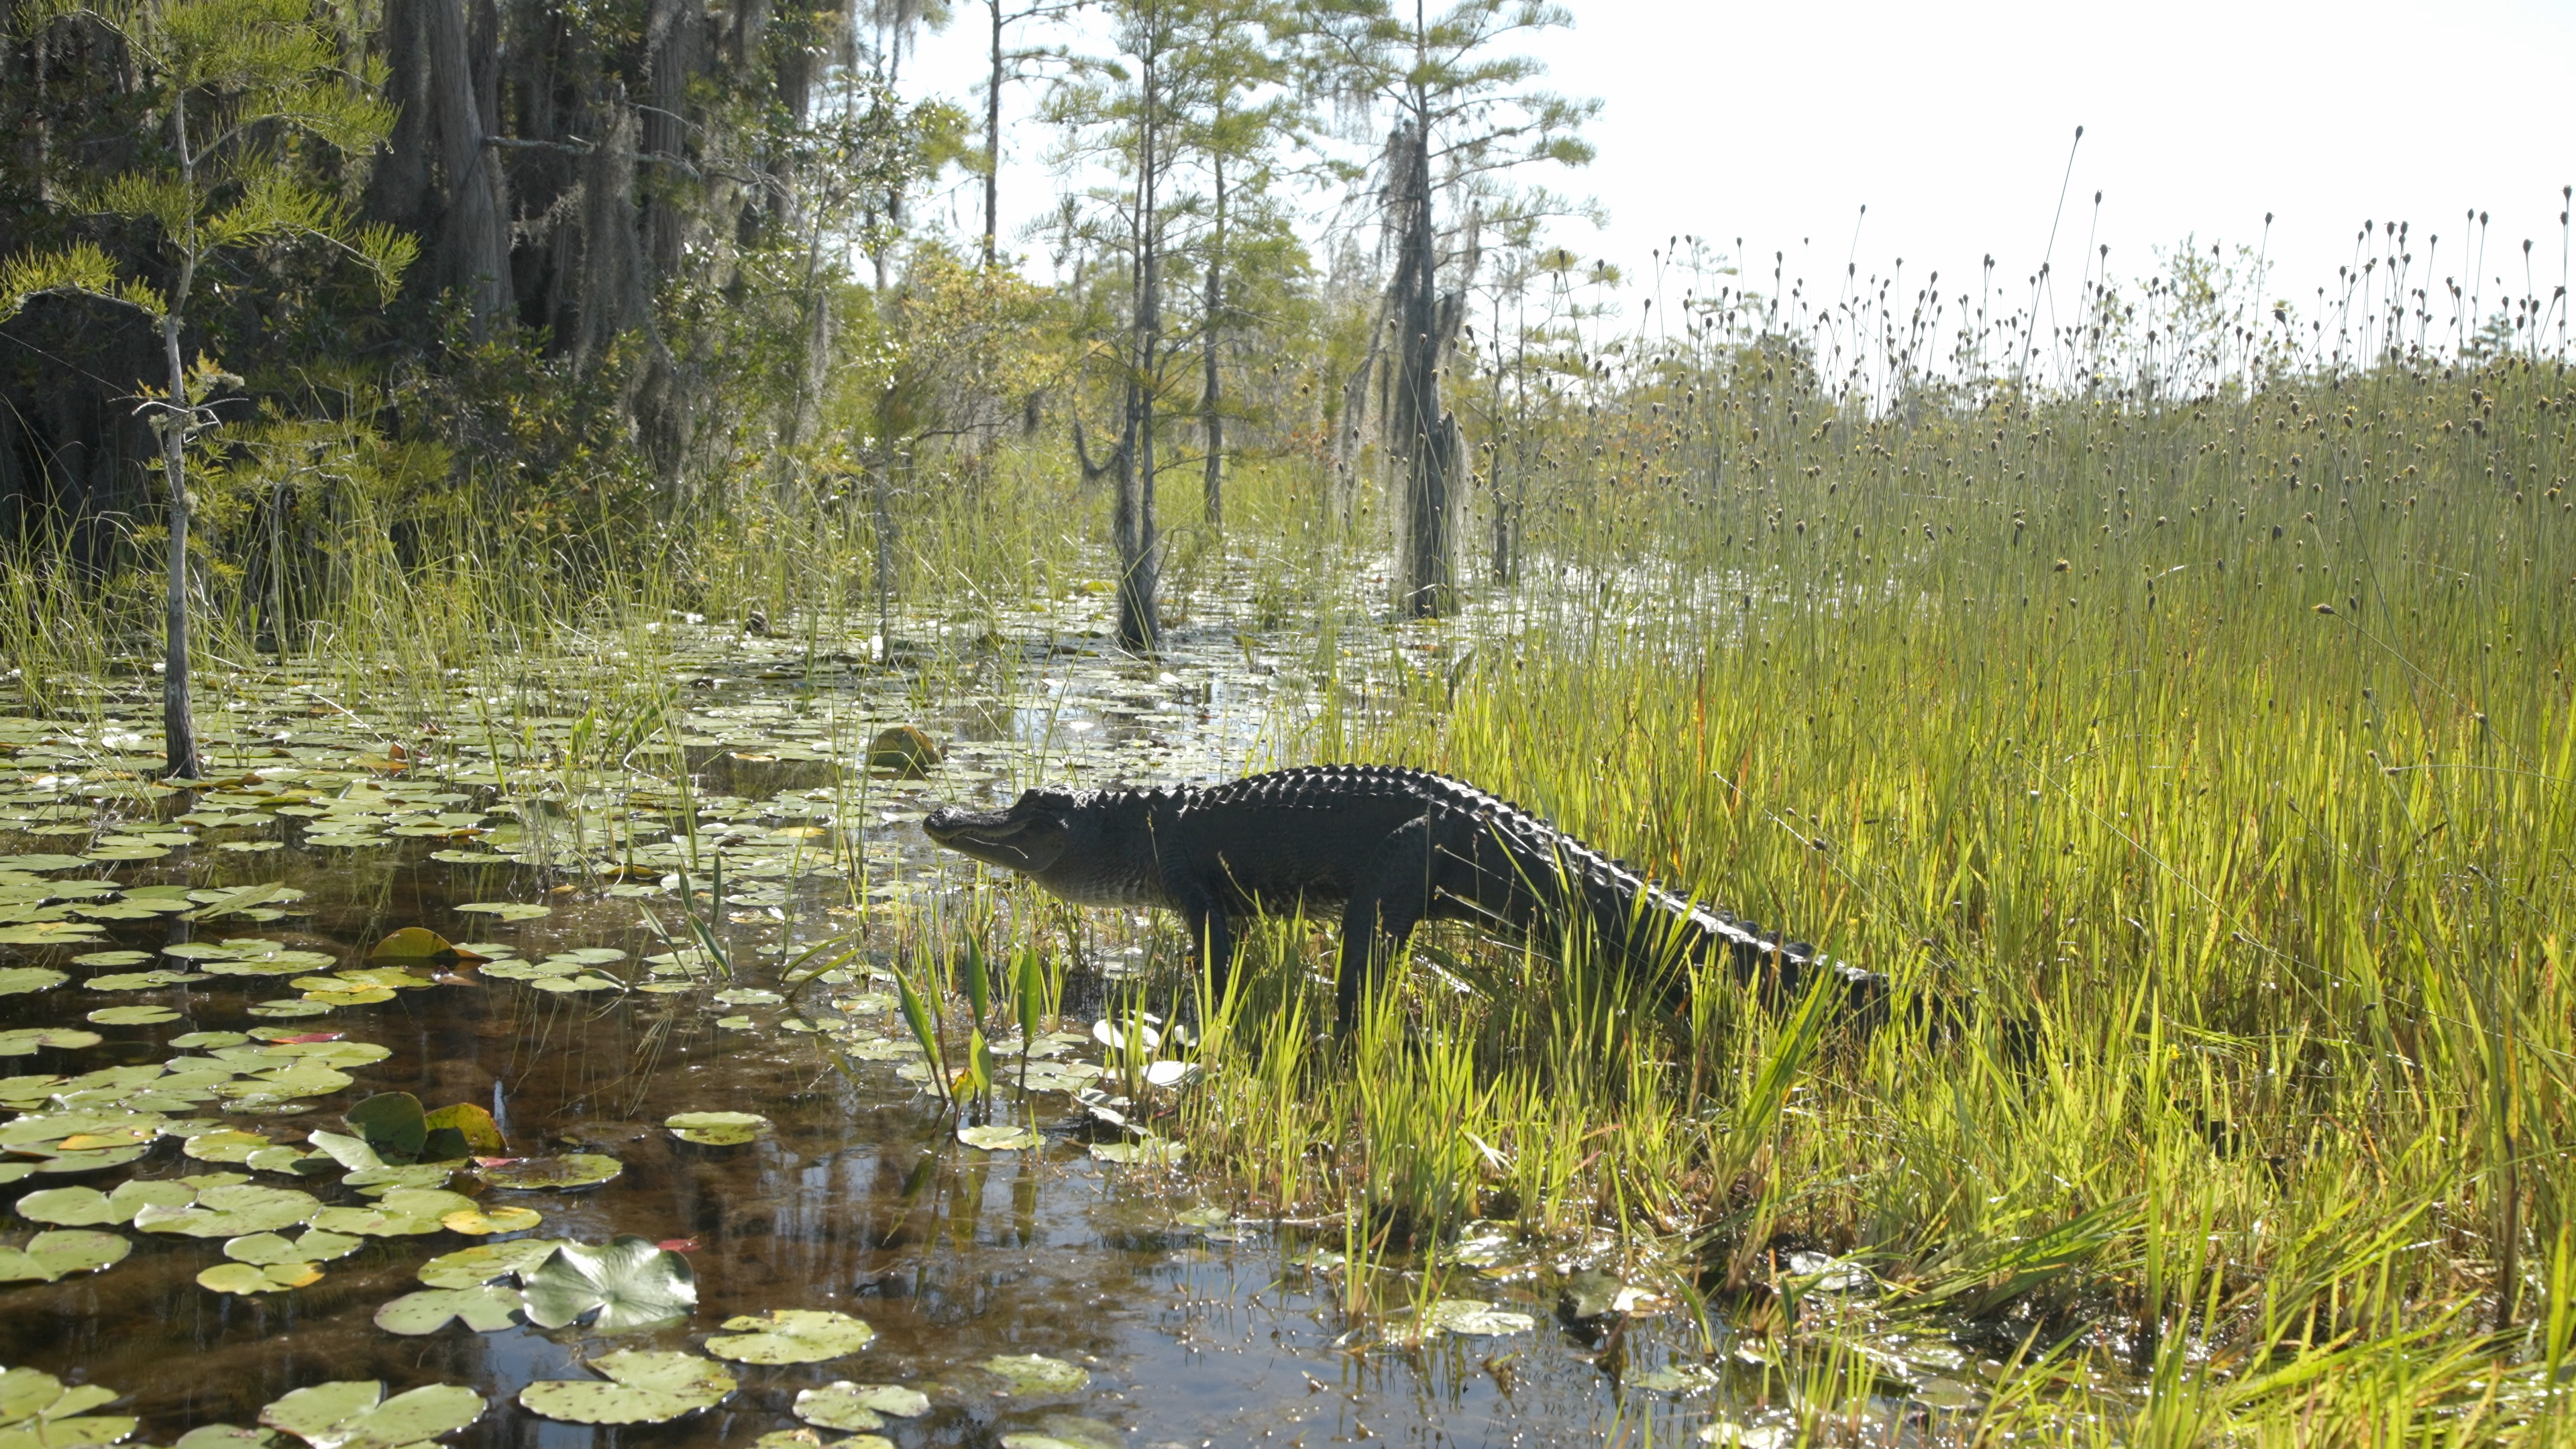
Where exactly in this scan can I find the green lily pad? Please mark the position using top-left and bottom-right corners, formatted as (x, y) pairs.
(374, 1284), (525, 1334)
(979, 1355), (1089, 1395)
(0, 1028), (100, 1057)
(525, 975), (620, 994)
(1089, 1138), (1183, 1166)
(88, 1006), (182, 1026)
(439, 1203), (542, 1236)
(0, 1228), (129, 1282)
(705, 1308), (877, 1364)
(135, 1184), (323, 1237)
(170, 1426), (276, 1449)
(0, 924), (101, 945)
(342, 1163), (458, 1197)
(417, 1238), (570, 1288)
(521, 1236), (697, 1331)
(258, 1381), (484, 1449)
(0, 1366), (136, 1448)
(199, 1259), (324, 1294)
(15, 1179), (195, 1226)
(475, 1153), (621, 1191)
(1412, 1297), (1537, 1336)
(344, 1093), (426, 1161)
(517, 1350), (734, 1426)
(0, 968), (68, 996)
(72, 951), (156, 969)
(223, 1229), (364, 1265)
(1000, 1415), (1126, 1449)
(307, 1187), (476, 1236)
(794, 1383), (930, 1431)
(89, 970), (210, 991)
(183, 1130), (275, 1164)
(454, 902), (550, 922)
(665, 1111), (773, 1146)
(959, 1124), (1042, 1152)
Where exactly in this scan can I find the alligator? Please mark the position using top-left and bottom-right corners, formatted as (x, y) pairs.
(922, 764), (1884, 1030)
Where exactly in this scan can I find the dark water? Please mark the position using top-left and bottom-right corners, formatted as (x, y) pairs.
(0, 623), (1794, 1449)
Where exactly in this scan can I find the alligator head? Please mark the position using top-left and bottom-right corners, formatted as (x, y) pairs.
(922, 787), (1159, 906)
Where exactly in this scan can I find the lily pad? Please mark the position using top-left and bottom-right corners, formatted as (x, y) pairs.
(308, 1187), (477, 1236)
(453, 902), (549, 922)
(0, 1366), (136, 1448)
(343, 1093), (427, 1162)
(0, 924), (101, 945)
(72, 951), (156, 968)
(417, 1238), (569, 1288)
(224, 1229), (364, 1265)
(959, 1124), (1042, 1152)
(421, 1103), (504, 1155)
(1088, 1138), (1182, 1166)
(199, 1260), (324, 1295)
(1411, 1297), (1536, 1336)
(374, 1284), (525, 1334)
(439, 1204), (543, 1236)
(0, 1228), (129, 1282)
(475, 1153), (621, 1191)
(135, 1184), (322, 1237)
(665, 1111), (773, 1146)
(88, 1006), (182, 1026)
(16, 1179), (195, 1226)
(171, 1428), (275, 1449)
(705, 1308), (877, 1364)
(182, 1130), (276, 1165)
(794, 1383), (930, 1431)
(520, 1236), (697, 1331)
(366, 928), (456, 960)
(258, 1381), (484, 1449)
(517, 1350), (734, 1426)
(0, 968), (68, 997)
(87, 971), (207, 991)
(0, 1028), (100, 1057)
(979, 1355), (1090, 1395)
(1001, 1416), (1127, 1449)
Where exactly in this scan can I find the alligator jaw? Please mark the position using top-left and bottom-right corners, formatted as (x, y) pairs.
(923, 802), (1050, 872)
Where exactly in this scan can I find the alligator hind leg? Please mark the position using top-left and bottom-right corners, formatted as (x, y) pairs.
(1332, 811), (1498, 1032)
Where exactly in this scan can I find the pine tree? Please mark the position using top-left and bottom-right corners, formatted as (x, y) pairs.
(0, 0), (411, 777)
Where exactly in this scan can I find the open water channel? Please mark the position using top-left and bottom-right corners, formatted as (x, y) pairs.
(1, 585), (1980, 1449)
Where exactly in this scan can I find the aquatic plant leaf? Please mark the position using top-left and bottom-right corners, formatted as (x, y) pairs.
(664, 1111), (771, 1146)
(183, 1130), (276, 1165)
(474, 1154), (620, 1191)
(223, 1229), (363, 1265)
(704, 1309), (876, 1364)
(198, 1260), (323, 1294)
(1002, 1415), (1126, 1449)
(365, 928), (453, 961)
(87, 971), (207, 991)
(258, 1381), (483, 1449)
(419, 1104), (503, 1154)
(0, 924), (101, 945)
(302, 1131), (382, 1173)
(0, 969), (68, 996)
(307, 1188), (476, 1236)
(135, 1185), (321, 1237)
(344, 1094), (426, 1161)
(72, 953), (155, 968)
(453, 902), (549, 921)
(170, 1424), (275, 1449)
(516, 1351), (733, 1426)
(978, 1356), (1089, 1395)
(0, 1228), (129, 1281)
(1087, 1138), (1181, 1166)
(1413, 1298), (1535, 1336)
(520, 1236), (696, 1330)
(0, 1029), (100, 1056)
(957, 1124), (1040, 1151)
(374, 1284), (524, 1334)
(416, 1238), (568, 1289)
(438, 1204), (541, 1236)
(85, 1006), (181, 1026)
(793, 1383), (930, 1431)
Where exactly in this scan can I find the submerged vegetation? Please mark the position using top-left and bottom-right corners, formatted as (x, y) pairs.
(3, 0), (2575, 1440)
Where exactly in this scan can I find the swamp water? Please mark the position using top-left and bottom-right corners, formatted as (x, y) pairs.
(1, 596), (2003, 1449)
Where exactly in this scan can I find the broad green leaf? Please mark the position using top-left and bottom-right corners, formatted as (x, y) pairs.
(794, 1383), (930, 1431)
(517, 1351), (733, 1426)
(474, 1153), (620, 1191)
(307, 1187), (475, 1237)
(223, 1229), (362, 1265)
(258, 1382), (482, 1449)
(959, 1124), (1040, 1151)
(979, 1355), (1089, 1395)
(198, 1260), (323, 1295)
(519, 1236), (696, 1331)
(0, 1028), (101, 1056)
(0, 1228), (129, 1282)
(373, 1285), (523, 1334)
(704, 1308), (876, 1364)
(135, 1185), (321, 1237)
(417, 1238), (568, 1289)
(439, 1203), (541, 1236)
(664, 1111), (772, 1146)
(0, 967), (68, 996)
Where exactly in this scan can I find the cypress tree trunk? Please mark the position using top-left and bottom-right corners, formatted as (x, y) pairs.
(158, 306), (197, 780)
(1199, 151), (1223, 535)
(426, 0), (509, 334)
(1112, 41), (1161, 653)
(1387, 114), (1456, 617)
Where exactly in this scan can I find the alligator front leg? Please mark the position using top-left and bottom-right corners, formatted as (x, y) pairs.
(1159, 867), (1238, 1008)
(1334, 812), (1452, 1031)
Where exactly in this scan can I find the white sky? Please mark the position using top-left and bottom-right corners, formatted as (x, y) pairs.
(900, 0), (2575, 338)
